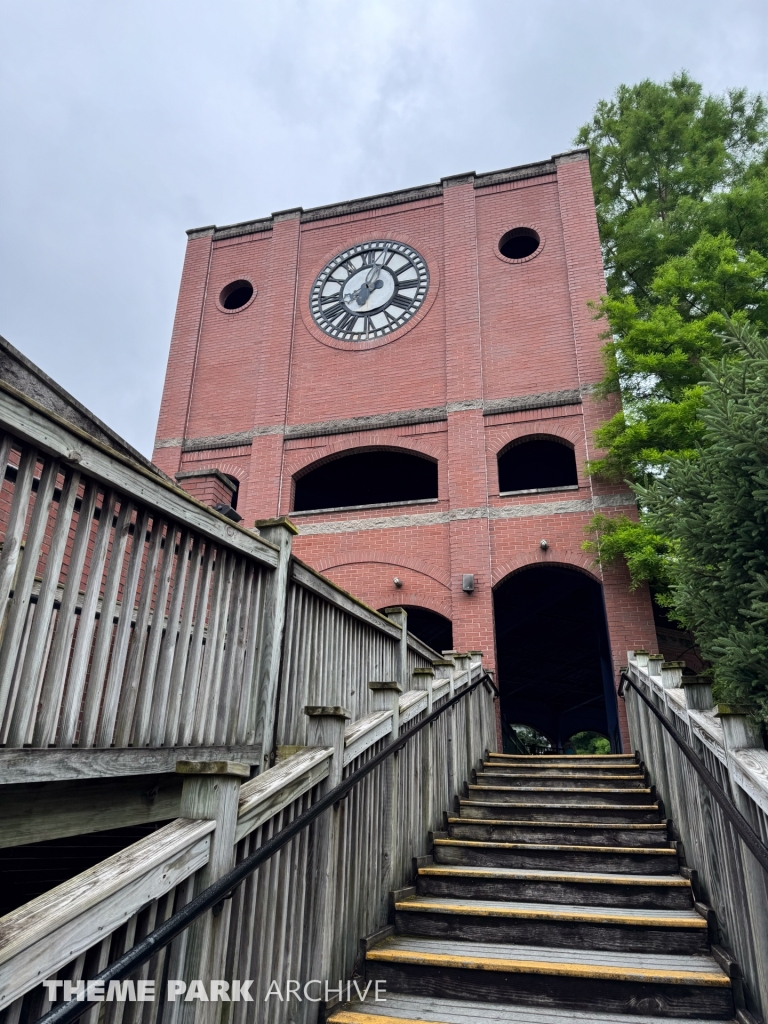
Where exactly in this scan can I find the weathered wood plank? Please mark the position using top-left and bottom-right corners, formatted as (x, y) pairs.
(32, 479), (99, 747)
(0, 773), (183, 848)
(0, 819), (212, 1008)
(235, 746), (332, 842)
(0, 454), (58, 736)
(291, 560), (401, 639)
(399, 690), (429, 726)
(0, 744), (262, 783)
(344, 710), (393, 766)
(0, 383), (280, 567)
(79, 498), (135, 747)
(58, 488), (117, 745)
(6, 467), (80, 745)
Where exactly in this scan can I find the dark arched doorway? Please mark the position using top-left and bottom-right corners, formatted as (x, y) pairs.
(380, 606), (453, 653)
(493, 565), (620, 752)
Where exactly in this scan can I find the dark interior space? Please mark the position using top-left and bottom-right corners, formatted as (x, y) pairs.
(226, 475), (239, 510)
(498, 228), (540, 260)
(494, 565), (620, 751)
(220, 280), (253, 310)
(498, 437), (578, 493)
(0, 821), (171, 916)
(397, 606), (453, 653)
(294, 449), (438, 512)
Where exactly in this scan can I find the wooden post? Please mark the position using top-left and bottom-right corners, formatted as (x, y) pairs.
(368, 681), (402, 916)
(716, 705), (768, 1015)
(383, 606), (408, 689)
(303, 705), (348, 1024)
(433, 658), (457, 804)
(468, 652), (487, 758)
(253, 518), (297, 772)
(413, 667), (435, 833)
(174, 760), (249, 1024)
(662, 660), (686, 690)
(648, 654), (664, 682)
(451, 652), (472, 783)
(633, 649), (650, 671)
(682, 677), (714, 711)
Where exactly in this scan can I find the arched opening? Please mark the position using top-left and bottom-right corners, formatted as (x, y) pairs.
(498, 436), (578, 494)
(494, 565), (620, 752)
(293, 449), (437, 513)
(389, 606), (453, 653)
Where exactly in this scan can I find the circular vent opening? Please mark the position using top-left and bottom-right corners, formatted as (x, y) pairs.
(499, 228), (540, 260)
(220, 280), (254, 310)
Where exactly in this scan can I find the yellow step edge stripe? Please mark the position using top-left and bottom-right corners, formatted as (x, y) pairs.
(479, 773), (645, 779)
(394, 899), (707, 928)
(484, 764), (641, 770)
(460, 802), (660, 809)
(434, 839), (676, 854)
(448, 818), (666, 828)
(330, 1014), (436, 1024)
(419, 866), (691, 886)
(365, 949), (729, 986)
(470, 786), (652, 793)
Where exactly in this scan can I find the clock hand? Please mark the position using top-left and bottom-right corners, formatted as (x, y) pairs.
(343, 244), (391, 307)
(351, 244), (391, 305)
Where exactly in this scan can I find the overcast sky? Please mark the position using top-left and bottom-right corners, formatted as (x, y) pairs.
(1, 1), (767, 456)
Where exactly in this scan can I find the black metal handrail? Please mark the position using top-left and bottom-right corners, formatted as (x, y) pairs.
(35, 671), (497, 1024)
(619, 671), (768, 874)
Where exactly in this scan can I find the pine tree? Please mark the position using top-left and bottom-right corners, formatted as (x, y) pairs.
(640, 320), (768, 717)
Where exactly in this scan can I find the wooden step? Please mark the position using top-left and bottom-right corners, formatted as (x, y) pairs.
(417, 865), (694, 910)
(469, 785), (653, 806)
(329, 992), (737, 1024)
(365, 935), (733, 1018)
(448, 817), (669, 848)
(483, 762), (645, 776)
(433, 838), (678, 875)
(487, 754), (637, 764)
(393, 895), (709, 955)
(476, 772), (646, 789)
(460, 799), (661, 824)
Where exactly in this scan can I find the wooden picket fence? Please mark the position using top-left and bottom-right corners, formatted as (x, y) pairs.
(0, 367), (498, 1024)
(623, 651), (768, 1020)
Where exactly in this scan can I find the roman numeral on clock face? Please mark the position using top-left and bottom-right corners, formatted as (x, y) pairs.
(321, 301), (346, 321)
(337, 312), (358, 332)
(389, 293), (413, 310)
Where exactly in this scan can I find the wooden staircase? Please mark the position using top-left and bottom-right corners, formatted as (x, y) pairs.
(330, 753), (742, 1024)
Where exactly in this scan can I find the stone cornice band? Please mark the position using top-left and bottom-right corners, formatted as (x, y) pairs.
(155, 389), (584, 452)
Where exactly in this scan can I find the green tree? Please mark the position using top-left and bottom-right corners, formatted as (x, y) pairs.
(576, 72), (768, 302)
(575, 73), (768, 592)
(639, 320), (768, 717)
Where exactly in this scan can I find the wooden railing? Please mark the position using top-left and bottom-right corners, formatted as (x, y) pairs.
(0, 379), (281, 775)
(0, 361), (498, 1024)
(623, 651), (768, 1020)
(0, 657), (495, 1024)
(0, 377), (436, 784)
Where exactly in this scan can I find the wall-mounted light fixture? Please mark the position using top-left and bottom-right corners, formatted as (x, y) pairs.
(393, 577), (403, 589)
(462, 574), (475, 593)
(540, 539), (549, 550)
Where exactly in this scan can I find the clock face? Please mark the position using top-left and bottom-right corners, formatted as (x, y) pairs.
(310, 240), (429, 341)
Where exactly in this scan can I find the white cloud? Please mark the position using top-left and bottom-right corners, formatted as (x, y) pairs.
(0, 0), (766, 453)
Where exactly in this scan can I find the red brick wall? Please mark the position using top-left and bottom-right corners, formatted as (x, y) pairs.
(154, 152), (658, 751)
(176, 473), (235, 508)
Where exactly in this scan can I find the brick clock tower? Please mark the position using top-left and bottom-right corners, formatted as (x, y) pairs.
(153, 149), (657, 751)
